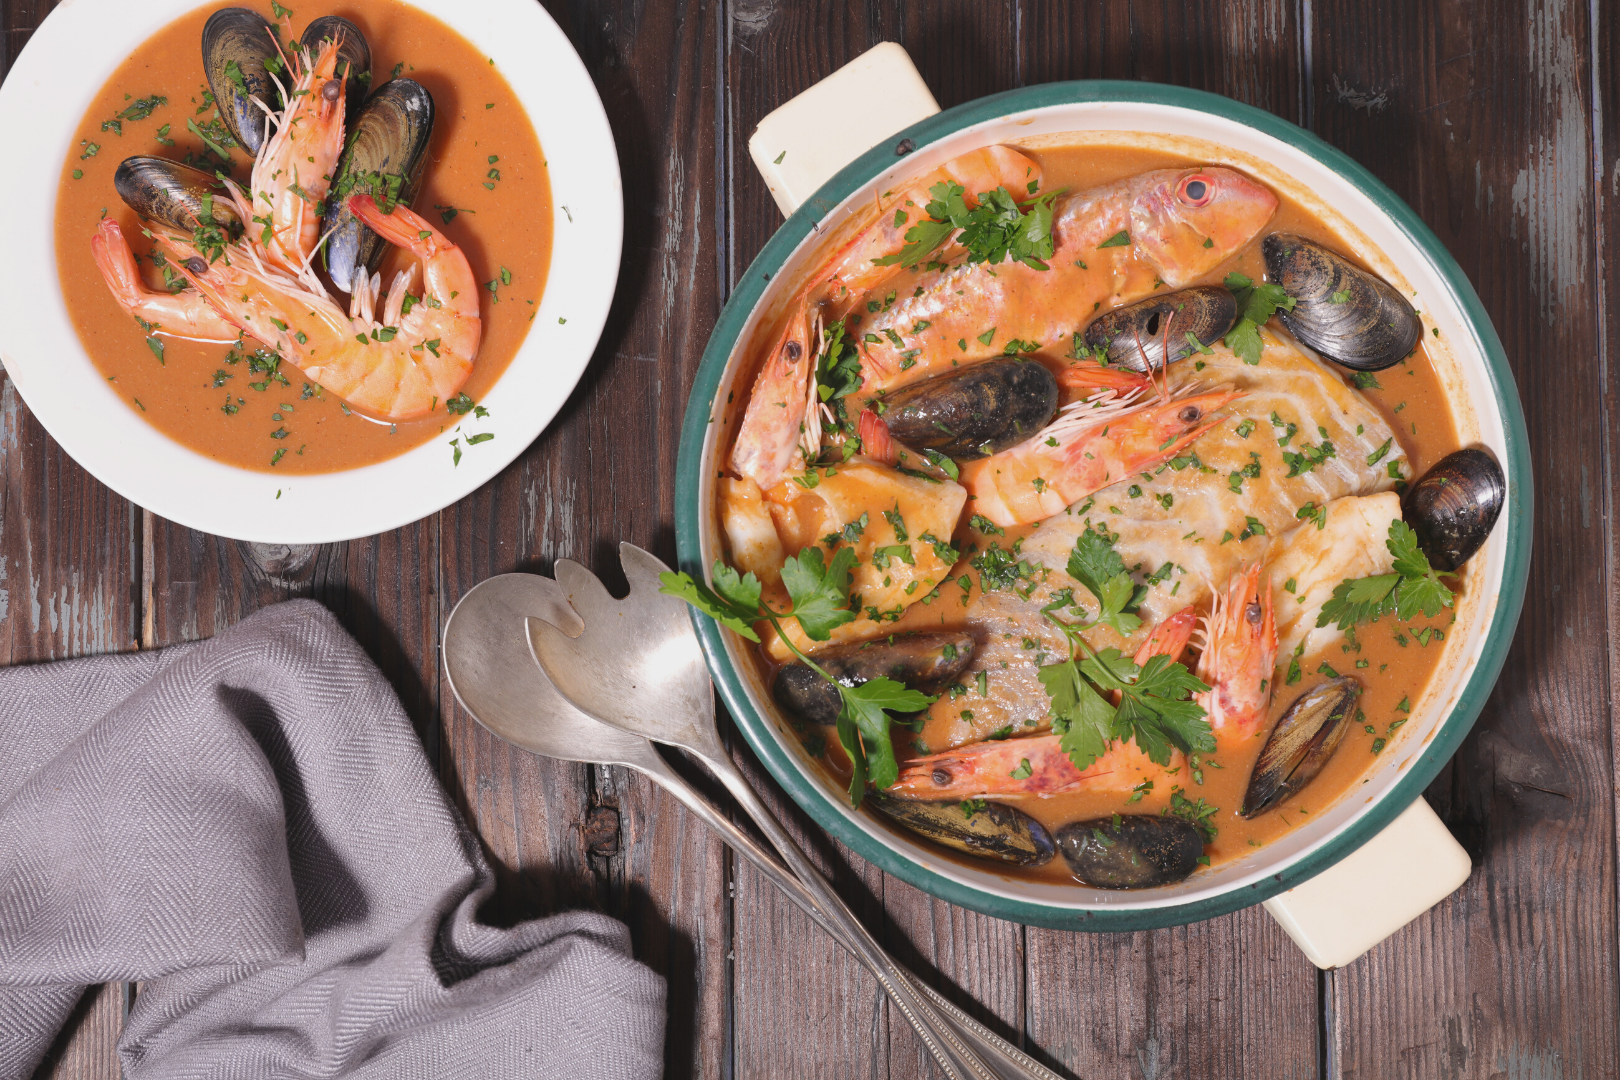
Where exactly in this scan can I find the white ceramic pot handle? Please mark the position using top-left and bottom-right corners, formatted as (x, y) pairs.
(746, 43), (1473, 969)
(747, 42), (940, 217)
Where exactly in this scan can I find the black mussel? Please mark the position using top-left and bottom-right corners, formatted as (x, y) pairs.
(1263, 233), (1421, 371)
(300, 16), (371, 118)
(114, 156), (244, 237)
(1401, 448), (1505, 573)
(870, 794), (1056, 867)
(1056, 815), (1204, 889)
(880, 359), (1058, 461)
(1083, 287), (1237, 373)
(202, 7), (283, 157)
(322, 79), (436, 294)
(1241, 677), (1362, 818)
(773, 631), (975, 726)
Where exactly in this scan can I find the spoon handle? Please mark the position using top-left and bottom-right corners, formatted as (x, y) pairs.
(678, 744), (1004, 1080)
(634, 751), (1061, 1080)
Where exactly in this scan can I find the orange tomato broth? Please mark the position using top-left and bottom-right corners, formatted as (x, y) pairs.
(719, 144), (1462, 883)
(54, 0), (551, 474)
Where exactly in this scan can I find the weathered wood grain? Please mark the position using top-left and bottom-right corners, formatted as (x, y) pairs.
(12, 0), (1620, 1076)
(432, 0), (730, 1076)
(1308, 0), (1620, 1077)
(1014, 3), (1321, 1076)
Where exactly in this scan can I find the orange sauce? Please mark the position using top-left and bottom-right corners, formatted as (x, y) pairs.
(723, 144), (1463, 881)
(54, 0), (552, 473)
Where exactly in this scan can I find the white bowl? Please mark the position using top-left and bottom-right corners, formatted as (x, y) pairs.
(0, 0), (621, 543)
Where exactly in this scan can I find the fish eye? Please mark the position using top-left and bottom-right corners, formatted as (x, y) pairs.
(1177, 174), (1215, 207)
(1178, 405), (1201, 423)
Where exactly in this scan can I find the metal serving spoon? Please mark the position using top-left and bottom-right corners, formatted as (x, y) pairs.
(526, 545), (1041, 1080)
(444, 573), (1059, 1080)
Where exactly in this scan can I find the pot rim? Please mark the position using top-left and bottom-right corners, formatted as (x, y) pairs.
(675, 80), (1531, 930)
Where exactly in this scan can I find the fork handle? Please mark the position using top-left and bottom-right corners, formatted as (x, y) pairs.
(682, 744), (1001, 1080)
(633, 750), (1062, 1080)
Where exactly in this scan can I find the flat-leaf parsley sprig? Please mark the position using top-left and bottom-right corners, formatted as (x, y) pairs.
(1223, 272), (1296, 365)
(660, 548), (935, 808)
(1037, 526), (1214, 775)
(1317, 519), (1455, 629)
(873, 182), (1059, 272)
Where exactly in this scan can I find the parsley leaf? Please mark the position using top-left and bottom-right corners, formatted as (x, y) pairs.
(872, 182), (1058, 271)
(1080, 651), (1214, 765)
(839, 676), (932, 791)
(658, 567), (762, 642)
(780, 546), (858, 640)
(1223, 272), (1296, 365)
(1039, 660), (1114, 772)
(1065, 526), (1144, 637)
(1316, 520), (1455, 630)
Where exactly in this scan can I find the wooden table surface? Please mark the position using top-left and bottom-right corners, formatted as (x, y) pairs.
(6, 0), (1616, 1076)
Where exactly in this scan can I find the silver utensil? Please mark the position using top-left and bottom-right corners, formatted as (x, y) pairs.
(526, 545), (1031, 1080)
(445, 572), (1060, 1080)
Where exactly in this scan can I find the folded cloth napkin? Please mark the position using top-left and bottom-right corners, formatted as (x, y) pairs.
(0, 599), (665, 1079)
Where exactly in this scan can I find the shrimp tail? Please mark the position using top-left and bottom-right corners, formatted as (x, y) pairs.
(857, 407), (898, 466)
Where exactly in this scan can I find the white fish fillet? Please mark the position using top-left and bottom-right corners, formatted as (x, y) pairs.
(919, 330), (1410, 752)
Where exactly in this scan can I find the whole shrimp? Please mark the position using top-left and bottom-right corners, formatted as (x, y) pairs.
(158, 194), (479, 420)
(243, 35), (349, 273)
(885, 606), (1199, 800)
(729, 146), (1045, 491)
(90, 220), (241, 343)
(887, 563), (1275, 801)
(855, 167), (1277, 393)
(958, 385), (1246, 528)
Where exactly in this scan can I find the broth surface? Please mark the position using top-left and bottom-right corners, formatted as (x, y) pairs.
(55, 0), (551, 473)
(724, 143), (1462, 883)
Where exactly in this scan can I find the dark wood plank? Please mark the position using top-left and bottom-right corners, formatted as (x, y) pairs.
(1307, 0), (1619, 1075)
(1, 0), (58, 83)
(724, 3), (1029, 1075)
(434, 0), (729, 1076)
(28, 984), (127, 1080)
(1013, 2), (1320, 1075)
(2, 359), (137, 1080)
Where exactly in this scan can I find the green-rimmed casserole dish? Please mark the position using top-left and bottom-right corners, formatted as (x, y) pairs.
(675, 81), (1530, 930)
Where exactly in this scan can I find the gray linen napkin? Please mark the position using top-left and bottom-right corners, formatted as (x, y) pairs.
(0, 599), (665, 1079)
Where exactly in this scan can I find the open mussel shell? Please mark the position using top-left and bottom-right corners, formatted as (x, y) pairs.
(880, 358), (1058, 461)
(114, 156), (244, 237)
(869, 794), (1055, 867)
(1083, 287), (1236, 373)
(300, 16), (371, 118)
(201, 7), (283, 157)
(773, 631), (975, 727)
(1401, 447), (1505, 573)
(322, 79), (436, 294)
(1263, 233), (1421, 371)
(1056, 815), (1203, 889)
(1241, 676), (1362, 818)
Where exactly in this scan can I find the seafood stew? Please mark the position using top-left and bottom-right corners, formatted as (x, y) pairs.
(55, 0), (550, 474)
(673, 141), (1505, 892)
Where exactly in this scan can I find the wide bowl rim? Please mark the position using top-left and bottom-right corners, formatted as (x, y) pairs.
(0, 0), (622, 544)
(675, 80), (1532, 930)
